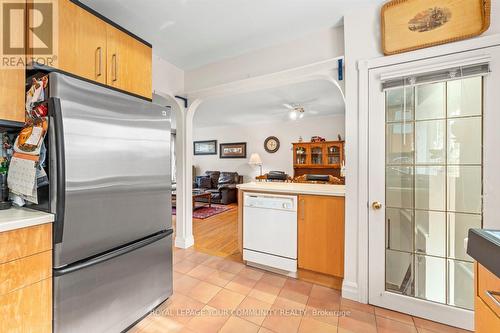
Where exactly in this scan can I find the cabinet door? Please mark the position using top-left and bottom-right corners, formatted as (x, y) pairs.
(29, 0), (107, 83)
(325, 143), (342, 167)
(298, 195), (344, 277)
(0, 278), (52, 333)
(106, 25), (152, 98)
(475, 296), (500, 333)
(310, 144), (324, 166)
(294, 144), (309, 166)
(0, 68), (25, 123)
(0, 0), (25, 123)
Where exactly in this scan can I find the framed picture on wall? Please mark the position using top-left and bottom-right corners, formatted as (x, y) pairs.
(220, 142), (247, 158)
(194, 140), (217, 155)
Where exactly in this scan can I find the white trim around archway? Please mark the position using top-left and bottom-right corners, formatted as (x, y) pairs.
(151, 91), (193, 249)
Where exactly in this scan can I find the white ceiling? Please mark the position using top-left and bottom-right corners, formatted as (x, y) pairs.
(194, 79), (345, 128)
(80, 0), (385, 69)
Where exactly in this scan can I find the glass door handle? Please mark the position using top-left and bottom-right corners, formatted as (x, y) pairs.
(372, 201), (382, 210)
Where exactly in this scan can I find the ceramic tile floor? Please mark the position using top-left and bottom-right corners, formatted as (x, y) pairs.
(130, 247), (472, 333)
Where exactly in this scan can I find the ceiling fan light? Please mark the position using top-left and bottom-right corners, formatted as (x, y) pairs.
(299, 112), (304, 119)
(289, 110), (298, 120)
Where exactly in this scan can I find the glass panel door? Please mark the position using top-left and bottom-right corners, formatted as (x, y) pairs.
(310, 145), (323, 165)
(384, 77), (482, 311)
(295, 145), (308, 165)
(369, 46), (500, 331)
(327, 144), (341, 165)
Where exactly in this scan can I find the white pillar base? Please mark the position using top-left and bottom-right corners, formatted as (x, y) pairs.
(175, 235), (194, 249)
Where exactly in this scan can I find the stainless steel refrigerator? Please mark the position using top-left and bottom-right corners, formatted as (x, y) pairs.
(30, 72), (173, 333)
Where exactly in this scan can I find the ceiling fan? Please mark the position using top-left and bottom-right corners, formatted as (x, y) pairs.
(282, 103), (319, 120)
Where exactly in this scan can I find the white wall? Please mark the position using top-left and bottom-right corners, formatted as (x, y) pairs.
(192, 115), (345, 181)
(152, 53), (185, 96)
(485, 0), (500, 36)
(185, 27), (344, 92)
(342, 4), (384, 302)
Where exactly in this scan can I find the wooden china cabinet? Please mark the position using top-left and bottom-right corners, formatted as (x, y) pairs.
(292, 141), (344, 180)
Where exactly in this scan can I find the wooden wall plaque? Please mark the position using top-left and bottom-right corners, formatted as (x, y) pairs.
(382, 0), (491, 55)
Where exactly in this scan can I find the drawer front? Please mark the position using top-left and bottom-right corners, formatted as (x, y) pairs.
(0, 278), (52, 333)
(0, 251), (52, 296)
(478, 263), (500, 317)
(475, 296), (500, 332)
(0, 224), (52, 264)
(54, 234), (172, 333)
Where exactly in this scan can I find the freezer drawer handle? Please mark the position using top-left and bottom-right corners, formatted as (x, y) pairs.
(54, 229), (173, 276)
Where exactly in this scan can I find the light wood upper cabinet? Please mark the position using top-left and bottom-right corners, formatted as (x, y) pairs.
(29, 0), (107, 84)
(298, 195), (345, 277)
(106, 25), (152, 98)
(27, 0), (152, 98)
(57, 0), (107, 84)
(0, 0), (25, 123)
(0, 68), (25, 123)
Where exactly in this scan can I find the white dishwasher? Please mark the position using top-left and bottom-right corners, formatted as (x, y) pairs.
(243, 193), (298, 273)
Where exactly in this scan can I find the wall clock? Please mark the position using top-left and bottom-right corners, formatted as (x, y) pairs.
(264, 136), (280, 153)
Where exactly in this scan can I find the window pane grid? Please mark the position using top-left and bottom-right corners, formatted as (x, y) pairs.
(384, 78), (482, 311)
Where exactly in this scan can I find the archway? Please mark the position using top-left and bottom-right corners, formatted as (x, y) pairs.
(175, 59), (346, 254)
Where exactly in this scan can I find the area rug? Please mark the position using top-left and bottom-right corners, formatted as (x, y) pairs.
(172, 204), (233, 219)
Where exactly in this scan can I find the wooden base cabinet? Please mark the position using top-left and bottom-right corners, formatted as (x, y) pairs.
(475, 296), (500, 333)
(475, 264), (500, 332)
(0, 278), (52, 333)
(298, 195), (344, 278)
(0, 224), (52, 333)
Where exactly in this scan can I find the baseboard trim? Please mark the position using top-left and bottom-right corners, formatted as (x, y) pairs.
(341, 280), (359, 302)
(175, 235), (194, 249)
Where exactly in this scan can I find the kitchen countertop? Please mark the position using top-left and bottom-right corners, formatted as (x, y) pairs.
(0, 207), (54, 233)
(467, 228), (500, 278)
(237, 182), (345, 196)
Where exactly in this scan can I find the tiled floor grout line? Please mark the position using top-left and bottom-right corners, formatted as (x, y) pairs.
(166, 249), (472, 333)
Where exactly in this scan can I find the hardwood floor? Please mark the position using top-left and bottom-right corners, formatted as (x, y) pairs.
(173, 203), (241, 260)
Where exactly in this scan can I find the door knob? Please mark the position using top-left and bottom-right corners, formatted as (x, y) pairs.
(372, 201), (382, 210)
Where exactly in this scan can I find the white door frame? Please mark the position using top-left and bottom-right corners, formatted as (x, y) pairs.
(358, 34), (500, 329)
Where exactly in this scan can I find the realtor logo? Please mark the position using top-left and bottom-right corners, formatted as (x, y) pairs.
(1, 0), (58, 68)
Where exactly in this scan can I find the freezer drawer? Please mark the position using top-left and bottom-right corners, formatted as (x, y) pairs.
(54, 231), (173, 333)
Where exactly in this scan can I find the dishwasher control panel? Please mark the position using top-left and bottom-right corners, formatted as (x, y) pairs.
(244, 193), (297, 211)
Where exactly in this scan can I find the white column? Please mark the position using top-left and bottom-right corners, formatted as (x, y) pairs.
(174, 99), (204, 248)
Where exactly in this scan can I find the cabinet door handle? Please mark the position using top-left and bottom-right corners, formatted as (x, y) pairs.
(95, 47), (102, 78)
(485, 290), (500, 308)
(112, 54), (118, 82)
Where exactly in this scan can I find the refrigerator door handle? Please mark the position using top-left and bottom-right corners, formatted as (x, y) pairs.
(49, 97), (66, 244)
(54, 229), (173, 276)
